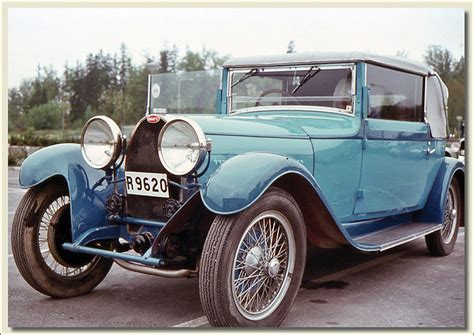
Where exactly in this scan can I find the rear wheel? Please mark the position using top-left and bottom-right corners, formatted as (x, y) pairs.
(11, 181), (113, 298)
(199, 187), (306, 327)
(425, 177), (462, 256)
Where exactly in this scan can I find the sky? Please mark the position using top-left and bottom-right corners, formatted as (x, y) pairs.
(8, 7), (464, 88)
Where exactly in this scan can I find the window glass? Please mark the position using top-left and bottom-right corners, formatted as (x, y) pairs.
(229, 66), (354, 113)
(150, 70), (221, 114)
(367, 65), (424, 122)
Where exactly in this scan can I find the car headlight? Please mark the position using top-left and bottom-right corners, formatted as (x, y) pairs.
(81, 116), (122, 169)
(158, 117), (210, 176)
(450, 142), (460, 153)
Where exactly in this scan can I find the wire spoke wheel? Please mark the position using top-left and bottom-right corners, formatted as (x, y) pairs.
(199, 187), (306, 327)
(12, 181), (112, 298)
(231, 210), (295, 321)
(440, 184), (458, 244)
(37, 195), (99, 278)
(425, 177), (462, 257)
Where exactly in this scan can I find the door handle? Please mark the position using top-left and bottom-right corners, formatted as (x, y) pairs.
(426, 142), (436, 156)
(427, 148), (436, 155)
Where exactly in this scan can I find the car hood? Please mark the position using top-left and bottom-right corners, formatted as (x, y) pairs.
(186, 112), (360, 138)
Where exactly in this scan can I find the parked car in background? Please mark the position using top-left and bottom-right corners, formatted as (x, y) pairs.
(446, 138), (465, 165)
(458, 138), (465, 164)
(12, 52), (464, 327)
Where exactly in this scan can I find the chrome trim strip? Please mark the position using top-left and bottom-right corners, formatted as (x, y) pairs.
(229, 63), (356, 73)
(378, 225), (442, 251)
(424, 76), (428, 123)
(230, 105), (356, 117)
(157, 116), (209, 176)
(80, 115), (122, 170)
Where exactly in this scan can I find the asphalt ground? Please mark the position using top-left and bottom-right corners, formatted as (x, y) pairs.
(7, 167), (465, 328)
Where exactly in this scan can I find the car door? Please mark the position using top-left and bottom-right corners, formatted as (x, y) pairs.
(354, 64), (437, 216)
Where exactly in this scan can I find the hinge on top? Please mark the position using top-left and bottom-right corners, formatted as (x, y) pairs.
(356, 188), (364, 199)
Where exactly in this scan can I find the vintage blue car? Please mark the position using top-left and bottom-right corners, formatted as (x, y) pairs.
(12, 52), (464, 327)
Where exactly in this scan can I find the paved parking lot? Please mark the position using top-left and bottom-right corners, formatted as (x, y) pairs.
(7, 167), (465, 328)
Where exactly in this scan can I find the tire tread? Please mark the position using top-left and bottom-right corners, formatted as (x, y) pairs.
(11, 182), (112, 298)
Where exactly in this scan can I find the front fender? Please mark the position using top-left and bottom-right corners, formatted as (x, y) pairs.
(200, 152), (372, 251)
(201, 152), (322, 214)
(415, 157), (464, 225)
(19, 144), (120, 242)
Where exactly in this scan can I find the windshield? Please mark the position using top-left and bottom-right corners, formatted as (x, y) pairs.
(149, 70), (221, 114)
(228, 65), (355, 114)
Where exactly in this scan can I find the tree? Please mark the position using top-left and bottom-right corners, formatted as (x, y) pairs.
(179, 48), (207, 72)
(424, 45), (454, 81)
(63, 62), (86, 124)
(118, 43), (131, 126)
(8, 87), (23, 130)
(178, 47), (229, 72)
(126, 65), (149, 122)
(27, 66), (61, 109)
(159, 50), (170, 73)
(25, 101), (67, 130)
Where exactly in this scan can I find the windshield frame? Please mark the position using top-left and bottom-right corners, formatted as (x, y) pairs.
(226, 63), (357, 116)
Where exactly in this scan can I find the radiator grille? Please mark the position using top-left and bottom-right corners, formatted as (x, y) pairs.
(124, 116), (181, 222)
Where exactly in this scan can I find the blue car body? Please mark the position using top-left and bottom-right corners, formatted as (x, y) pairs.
(19, 52), (464, 265)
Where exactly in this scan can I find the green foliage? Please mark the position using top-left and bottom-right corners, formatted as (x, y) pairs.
(158, 44), (179, 73)
(9, 129), (80, 147)
(8, 42), (464, 140)
(9, 43), (229, 135)
(126, 65), (149, 123)
(179, 49), (207, 71)
(25, 101), (68, 130)
(8, 87), (23, 130)
(424, 45), (455, 81)
(178, 47), (229, 72)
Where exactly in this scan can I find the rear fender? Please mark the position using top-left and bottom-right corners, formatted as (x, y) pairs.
(19, 143), (120, 242)
(415, 157), (464, 225)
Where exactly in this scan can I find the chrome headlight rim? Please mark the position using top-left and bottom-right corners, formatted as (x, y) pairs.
(450, 141), (460, 153)
(157, 116), (208, 176)
(80, 115), (123, 170)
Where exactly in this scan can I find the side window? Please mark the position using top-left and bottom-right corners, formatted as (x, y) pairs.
(367, 64), (424, 122)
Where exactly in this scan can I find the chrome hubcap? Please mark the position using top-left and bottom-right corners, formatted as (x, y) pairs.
(231, 210), (295, 321)
(244, 246), (264, 275)
(267, 258), (280, 278)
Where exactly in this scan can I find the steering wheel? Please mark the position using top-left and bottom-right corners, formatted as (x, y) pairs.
(254, 89), (294, 107)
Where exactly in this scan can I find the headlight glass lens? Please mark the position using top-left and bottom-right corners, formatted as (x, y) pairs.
(159, 119), (206, 175)
(81, 116), (121, 169)
(451, 142), (460, 152)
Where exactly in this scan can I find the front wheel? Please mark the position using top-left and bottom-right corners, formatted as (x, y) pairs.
(11, 181), (113, 298)
(199, 187), (306, 327)
(425, 177), (462, 256)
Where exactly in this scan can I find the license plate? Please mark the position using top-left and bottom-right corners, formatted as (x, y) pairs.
(125, 171), (169, 198)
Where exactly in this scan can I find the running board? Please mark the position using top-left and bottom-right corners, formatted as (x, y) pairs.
(354, 223), (442, 251)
